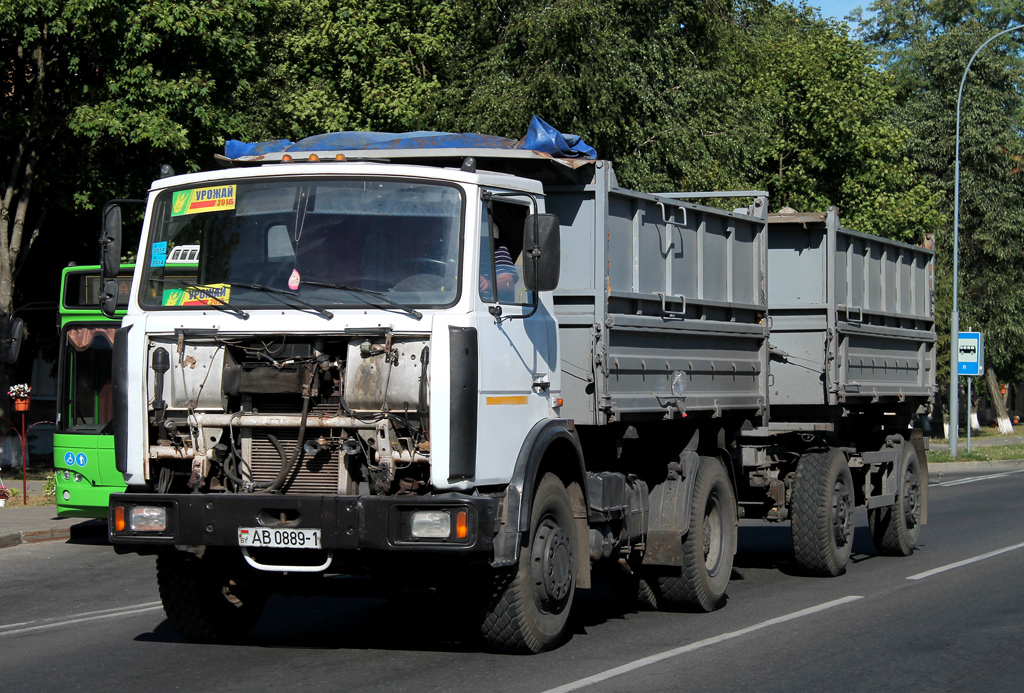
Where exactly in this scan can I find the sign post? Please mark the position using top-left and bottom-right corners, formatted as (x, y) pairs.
(957, 331), (984, 452)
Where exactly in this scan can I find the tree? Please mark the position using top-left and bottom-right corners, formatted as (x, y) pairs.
(233, 0), (454, 139)
(857, 2), (1024, 389)
(1, 0), (271, 317)
(728, 1), (942, 242)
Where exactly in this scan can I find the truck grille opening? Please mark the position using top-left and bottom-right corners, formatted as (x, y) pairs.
(248, 398), (343, 495)
(250, 429), (342, 495)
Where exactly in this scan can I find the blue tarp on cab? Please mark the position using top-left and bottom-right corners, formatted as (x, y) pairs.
(225, 116), (597, 160)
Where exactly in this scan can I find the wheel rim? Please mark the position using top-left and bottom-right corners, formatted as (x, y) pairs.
(831, 479), (853, 549)
(703, 494), (724, 575)
(902, 468), (921, 528)
(531, 517), (573, 611)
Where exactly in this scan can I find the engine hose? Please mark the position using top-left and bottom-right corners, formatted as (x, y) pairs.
(220, 451), (247, 488)
(255, 378), (314, 493)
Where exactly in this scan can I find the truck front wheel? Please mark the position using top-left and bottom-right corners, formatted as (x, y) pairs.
(477, 473), (576, 653)
(649, 457), (736, 612)
(869, 444), (922, 556)
(157, 550), (268, 643)
(791, 448), (854, 577)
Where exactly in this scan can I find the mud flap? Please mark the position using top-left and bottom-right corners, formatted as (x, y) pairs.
(642, 450), (699, 567)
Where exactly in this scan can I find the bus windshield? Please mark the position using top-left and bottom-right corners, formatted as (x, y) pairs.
(139, 178), (465, 312)
(58, 325), (115, 434)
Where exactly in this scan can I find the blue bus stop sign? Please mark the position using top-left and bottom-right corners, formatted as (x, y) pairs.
(957, 332), (984, 376)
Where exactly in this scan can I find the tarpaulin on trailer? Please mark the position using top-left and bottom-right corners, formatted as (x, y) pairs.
(224, 115), (597, 160)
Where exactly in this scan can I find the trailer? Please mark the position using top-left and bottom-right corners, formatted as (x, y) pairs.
(103, 125), (934, 652)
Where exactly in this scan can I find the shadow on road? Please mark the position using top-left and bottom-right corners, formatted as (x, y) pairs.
(733, 522), (879, 578)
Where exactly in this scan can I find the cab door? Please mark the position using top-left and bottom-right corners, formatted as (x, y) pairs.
(472, 193), (559, 485)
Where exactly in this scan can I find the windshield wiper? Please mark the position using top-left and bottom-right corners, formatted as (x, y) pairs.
(242, 283), (334, 320)
(147, 278), (249, 320)
(301, 279), (423, 320)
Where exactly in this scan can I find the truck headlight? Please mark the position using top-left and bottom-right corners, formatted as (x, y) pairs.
(129, 506), (167, 532)
(411, 510), (451, 538)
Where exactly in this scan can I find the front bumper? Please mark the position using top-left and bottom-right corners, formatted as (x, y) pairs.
(108, 492), (497, 556)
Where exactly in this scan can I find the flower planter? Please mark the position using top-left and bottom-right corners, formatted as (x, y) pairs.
(13, 397), (29, 412)
(0, 498), (7, 508)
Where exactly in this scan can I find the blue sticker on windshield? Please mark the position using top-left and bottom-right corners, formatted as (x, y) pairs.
(151, 241), (167, 268)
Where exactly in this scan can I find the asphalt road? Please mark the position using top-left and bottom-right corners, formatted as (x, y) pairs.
(3, 468), (1023, 692)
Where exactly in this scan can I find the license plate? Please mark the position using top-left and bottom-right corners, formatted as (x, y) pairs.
(238, 527), (322, 549)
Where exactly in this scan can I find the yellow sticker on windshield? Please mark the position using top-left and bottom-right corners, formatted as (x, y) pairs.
(171, 185), (236, 216)
(162, 284), (232, 307)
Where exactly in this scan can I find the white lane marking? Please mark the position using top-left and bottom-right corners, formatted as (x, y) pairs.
(932, 469), (1024, 487)
(0, 601), (163, 637)
(541, 596), (863, 693)
(907, 541), (1024, 581)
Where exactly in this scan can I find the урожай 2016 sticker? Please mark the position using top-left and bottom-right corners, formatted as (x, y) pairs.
(170, 185), (236, 217)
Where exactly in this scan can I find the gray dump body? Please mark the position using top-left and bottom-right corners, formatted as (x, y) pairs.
(766, 208), (935, 415)
(547, 165), (770, 426)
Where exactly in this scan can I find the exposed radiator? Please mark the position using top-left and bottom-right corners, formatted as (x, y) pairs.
(246, 398), (342, 495)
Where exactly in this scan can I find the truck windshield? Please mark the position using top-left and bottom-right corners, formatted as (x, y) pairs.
(139, 178), (464, 312)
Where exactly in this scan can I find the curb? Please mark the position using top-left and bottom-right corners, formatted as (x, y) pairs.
(0, 519), (106, 551)
(0, 528), (70, 549)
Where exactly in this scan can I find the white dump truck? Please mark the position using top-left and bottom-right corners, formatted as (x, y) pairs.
(103, 128), (934, 652)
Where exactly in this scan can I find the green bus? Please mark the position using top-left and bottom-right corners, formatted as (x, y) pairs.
(54, 265), (133, 518)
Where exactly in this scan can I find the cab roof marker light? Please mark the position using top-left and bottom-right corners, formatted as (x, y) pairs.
(281, 154), (293, 162)
(308, 153), (320, 162)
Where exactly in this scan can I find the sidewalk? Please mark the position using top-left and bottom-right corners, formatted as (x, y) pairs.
(0, 504), (106, 549)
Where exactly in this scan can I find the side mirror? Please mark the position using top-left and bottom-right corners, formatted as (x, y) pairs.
(100, 203), (123, 280)
(0, 315), (24, 364)
(523, 214), (560, 292)
(99, 279), (120, 319)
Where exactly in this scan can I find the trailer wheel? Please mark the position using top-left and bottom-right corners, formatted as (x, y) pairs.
(869, 444), (922, 556)
(791, 448), (854, 577)
(157, 550), (268, 643)
(477, 473), (576, 653)
(650, 457), (736, 612)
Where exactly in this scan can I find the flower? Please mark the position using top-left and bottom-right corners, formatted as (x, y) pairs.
(8, 383), (31, 399)
(0, 485), (10, 500)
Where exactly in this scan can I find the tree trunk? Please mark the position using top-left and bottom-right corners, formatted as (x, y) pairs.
(985, 367), (1014, 434)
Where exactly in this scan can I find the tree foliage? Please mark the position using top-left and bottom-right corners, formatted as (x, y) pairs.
(857, 0), (1024, 382)
(234, 0), (452, 139)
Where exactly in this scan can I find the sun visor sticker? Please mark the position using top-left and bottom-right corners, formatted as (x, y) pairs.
(162, 284), (231, 307)
(171, 185), (236, 217)
(151, 241), (167, 267)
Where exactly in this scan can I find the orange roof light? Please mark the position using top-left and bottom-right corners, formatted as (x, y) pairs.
(281, 154), (293, 162)
(308, 153), (320, 162)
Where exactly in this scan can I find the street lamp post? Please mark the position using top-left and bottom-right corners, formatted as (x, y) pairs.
(950, 24), (1024, 457)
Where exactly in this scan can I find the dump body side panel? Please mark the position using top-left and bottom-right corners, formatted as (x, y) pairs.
(550, 169), (769, 425)
(767, 209), (935, 413)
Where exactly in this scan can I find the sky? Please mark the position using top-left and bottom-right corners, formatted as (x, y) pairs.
(810, 0), (869, 24)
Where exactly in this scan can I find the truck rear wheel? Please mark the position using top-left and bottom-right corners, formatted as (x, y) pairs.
(157, 550), (268, 643)
(791, 448), (854, 577)
(869, 444), (922, 556)
(477, 473), (576, 653)
(650, 457), (736, 612)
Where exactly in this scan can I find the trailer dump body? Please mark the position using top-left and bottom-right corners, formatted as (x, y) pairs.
(767, 208), (935, 414)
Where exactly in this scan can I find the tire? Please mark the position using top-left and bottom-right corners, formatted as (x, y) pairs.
(650, 457), (736, 612)
(869, 444), (923, 556)
(477, 473), (577, 653)
(157, 550), (269, 643)
(791, 448), (855, 577)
